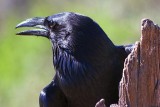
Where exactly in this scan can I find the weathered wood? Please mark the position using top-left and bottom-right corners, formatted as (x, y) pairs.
(96, 19), (160, 107)
(95, 99), (106, 107)
(118, 19), (160, 107)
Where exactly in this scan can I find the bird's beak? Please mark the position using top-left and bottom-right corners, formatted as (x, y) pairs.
(16, 17), (49, 38)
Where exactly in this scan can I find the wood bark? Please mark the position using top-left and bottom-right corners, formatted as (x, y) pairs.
(118, 19), (160, 107)
(96, 19), (160, 107)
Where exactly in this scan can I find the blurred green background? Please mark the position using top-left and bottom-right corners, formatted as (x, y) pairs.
(0, 0), (160, 107)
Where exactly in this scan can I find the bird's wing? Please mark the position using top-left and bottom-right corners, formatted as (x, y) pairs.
(115, 44), (135, 64)
(39, 80), (67, 107)
(116, 44), (135, 56)
(124, 44), (135, 55)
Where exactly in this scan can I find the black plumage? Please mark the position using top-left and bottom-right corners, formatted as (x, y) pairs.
(16, 12), (134, 107)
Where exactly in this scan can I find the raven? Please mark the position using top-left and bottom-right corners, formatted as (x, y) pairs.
(16, 12), (133, 107)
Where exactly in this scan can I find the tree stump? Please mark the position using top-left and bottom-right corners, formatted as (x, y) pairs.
(96, 19), (160, 107)
(118, 19), (160, 107)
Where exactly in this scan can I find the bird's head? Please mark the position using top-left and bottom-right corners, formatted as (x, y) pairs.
(16, 12), (115, 61)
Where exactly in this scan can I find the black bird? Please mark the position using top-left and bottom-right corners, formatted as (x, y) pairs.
(16, 12), (134, 107)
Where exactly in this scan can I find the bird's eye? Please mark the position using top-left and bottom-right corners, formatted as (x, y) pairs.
(48, 21), (57, 29)
(44, 18), (57, 29)
(48, 20), (57, 29)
